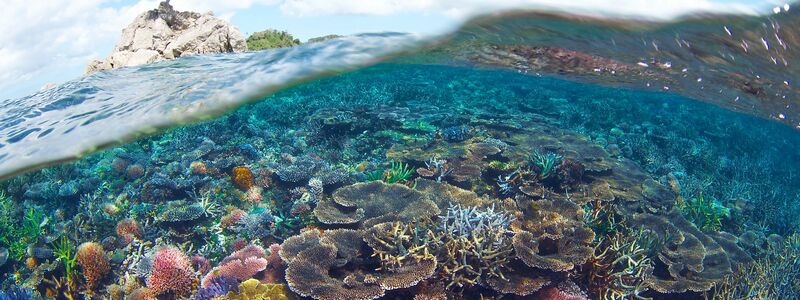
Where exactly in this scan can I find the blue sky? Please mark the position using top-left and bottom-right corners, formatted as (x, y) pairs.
(0, 0), (783, 99)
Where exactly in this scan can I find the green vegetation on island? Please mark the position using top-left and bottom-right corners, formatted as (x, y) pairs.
(246, 29), (301, 50)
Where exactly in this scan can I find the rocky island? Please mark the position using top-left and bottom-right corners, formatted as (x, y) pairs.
(86, 1), (247, 74)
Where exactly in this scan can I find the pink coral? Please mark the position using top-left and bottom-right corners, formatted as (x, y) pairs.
(532, 284), (589, 300)
(146, 246), (196, 297)
(244, 186), (263, 203)
(201, 244), (269, 288)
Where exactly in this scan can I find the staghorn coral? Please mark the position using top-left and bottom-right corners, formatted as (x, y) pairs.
(192, 255), (212, 275)
(232, 166), (255, 190)
(221, 208), (247, 229)
(710, 233), (800, 299)
(365, 204), (519, 292)
(145, 246), (197, 298)
(512, 199), (595, 272)
(201, 244), (269, 288)
(314, 181), (439, 226)
(75, 242), (110, 290)
(578, 231), (654, 300)
(529, 150), (563, 179)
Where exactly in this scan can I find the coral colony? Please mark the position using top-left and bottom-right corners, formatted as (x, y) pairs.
(1, 62), (800, 300)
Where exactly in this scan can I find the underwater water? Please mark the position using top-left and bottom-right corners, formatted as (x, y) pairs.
(2, 6), (800, 300)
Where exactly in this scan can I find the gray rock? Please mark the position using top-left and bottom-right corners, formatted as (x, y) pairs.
(86, 1), (246, 74)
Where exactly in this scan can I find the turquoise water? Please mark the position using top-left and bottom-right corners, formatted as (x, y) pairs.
(2, 7), (800, 300)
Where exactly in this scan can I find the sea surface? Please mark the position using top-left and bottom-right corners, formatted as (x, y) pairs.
(1, 5), (799, 300)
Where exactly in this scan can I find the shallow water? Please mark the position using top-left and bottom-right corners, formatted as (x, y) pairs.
(1, 6), (800, 300)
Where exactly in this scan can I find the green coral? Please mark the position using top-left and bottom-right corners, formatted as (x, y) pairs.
(246, 30), (301, 51)
(384, 161), (414, 184)
(678, 193), (729, 232)
(0, 193), (46, 261)
(401, 120), (437, 133)
(51, 236), (77, 284)
(529, 150), (563, 179)
(364, 161), (414, 184)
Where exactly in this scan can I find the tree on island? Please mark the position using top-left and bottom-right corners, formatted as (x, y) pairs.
(246, 30), (301, 50)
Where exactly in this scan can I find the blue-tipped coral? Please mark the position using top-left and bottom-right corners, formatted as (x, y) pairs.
(529, 150), (563, 179)
(439, 203), (515, 242)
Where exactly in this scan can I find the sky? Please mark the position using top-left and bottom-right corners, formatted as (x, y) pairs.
(0, 0), (783, 100)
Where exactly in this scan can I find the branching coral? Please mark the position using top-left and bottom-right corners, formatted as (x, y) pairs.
(677, 192), (729, 232)
(116, 218), (142, 244)
(231, 211), (274, 240)
(529, 150), (563, 179)
(366, 204), (517, 292)
(710, 233), (800, 299)
(579, 232), (654, 300)
(75, 242), (110, 290)
(145, 246), (197, 298)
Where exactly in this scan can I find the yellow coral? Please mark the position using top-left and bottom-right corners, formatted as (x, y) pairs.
(231, 166), (255, 190)
(224, 279), (297, 300)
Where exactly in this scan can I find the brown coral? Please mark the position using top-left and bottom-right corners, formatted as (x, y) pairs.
(630, 209), (752, 293)
(232, 166), (255, 190)
(512, 199), (595, 272)
(314, 181), (439, 226)
(283, 229), (385, 300)
(116, 218), (142, 244)
(75, 242), (110, 290)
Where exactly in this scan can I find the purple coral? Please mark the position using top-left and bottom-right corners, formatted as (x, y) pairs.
(194, 276), (239, 300)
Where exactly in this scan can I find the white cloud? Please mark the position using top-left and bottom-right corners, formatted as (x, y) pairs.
(0, 0), (279, 99)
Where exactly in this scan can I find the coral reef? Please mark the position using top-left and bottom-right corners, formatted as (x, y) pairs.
(2, 60), (798, 300)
